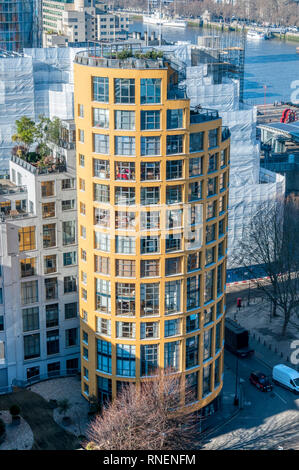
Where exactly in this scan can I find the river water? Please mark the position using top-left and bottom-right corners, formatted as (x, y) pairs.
(130, 21), (299, 105)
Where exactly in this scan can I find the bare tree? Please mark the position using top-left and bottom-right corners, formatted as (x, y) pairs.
(233, 197), (299, 336)
(85, 371), (200, 450)
(118, 0), (299, 26)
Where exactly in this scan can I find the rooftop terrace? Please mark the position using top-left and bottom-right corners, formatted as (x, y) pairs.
(75, 53), (167, 70)
(11, 155), (66, 175)
(74, 43), (185, 72)
(190, 107), (219, 124)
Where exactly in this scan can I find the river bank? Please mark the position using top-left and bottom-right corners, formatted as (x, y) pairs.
(187, 20), (299, 42)
(129, 13), (299, 43)
(130, 19), (299, 105)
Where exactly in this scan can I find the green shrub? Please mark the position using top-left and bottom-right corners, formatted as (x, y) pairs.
(57, 398), (71, 416)
(9, 405), (20, 416)
(133, 50), (164, 60)
(116, 49), (133, 60)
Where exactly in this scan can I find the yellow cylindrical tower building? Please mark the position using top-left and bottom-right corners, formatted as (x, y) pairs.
(74, 47), (230, 413)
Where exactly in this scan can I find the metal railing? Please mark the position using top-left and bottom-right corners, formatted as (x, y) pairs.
(0, 185), (27, 195)
(11, 368), (80, 389)
(11, 155), (37, 174)
(0, 385), (13, 396)
(190, 108), (219, 124)
(58, 139), (75, 150)
(75, 53), (165, 70)
(11, 155), (66, 175)
(0, 211), (33, 222)
(36, 163), (66, 175)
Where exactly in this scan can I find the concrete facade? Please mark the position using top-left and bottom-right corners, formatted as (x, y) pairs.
(0, 121), (80, 392)
(42, 0), (130, 46)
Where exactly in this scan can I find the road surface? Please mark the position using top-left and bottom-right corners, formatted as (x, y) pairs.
(202, 350), (299, 450)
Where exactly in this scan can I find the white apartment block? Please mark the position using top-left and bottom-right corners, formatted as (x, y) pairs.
(0, 120), (80, 392)
(95, 11), (130, 41)
(42, 0), (130, 46)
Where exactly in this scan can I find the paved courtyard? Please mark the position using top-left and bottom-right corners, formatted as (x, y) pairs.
(30, 376), (90, 438)
(0, 386), (79, 450)
(0, 410), (33, 450)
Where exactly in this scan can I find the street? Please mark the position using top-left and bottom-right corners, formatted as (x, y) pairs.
(202, 348), (299, 450)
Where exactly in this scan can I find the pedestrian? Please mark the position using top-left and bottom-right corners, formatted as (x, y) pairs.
(234, 297), (242, 320)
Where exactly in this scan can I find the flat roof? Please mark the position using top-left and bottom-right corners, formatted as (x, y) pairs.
(225, 318), (247, 334)
(273, 364), (299, 378)
(259, 120), (299, 140)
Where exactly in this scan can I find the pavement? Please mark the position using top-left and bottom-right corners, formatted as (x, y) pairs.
(199, 285), (299, 449)
(201, 342), (299, 450)
(200, 289), (298, 439)
(30, 376), (89, 438)
(226, 287), (299, 369)
(200, 365), (240, 435)
(198, 282), (299, 441)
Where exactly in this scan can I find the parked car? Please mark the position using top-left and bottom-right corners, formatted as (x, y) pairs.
(272, 364), (299, 394)
(249, 371), (273, 392)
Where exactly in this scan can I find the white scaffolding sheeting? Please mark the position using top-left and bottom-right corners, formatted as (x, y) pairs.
(24, 48), (81, 120)
(179, 53), (286, 270)
(0, 48), (84, 168)
(228, 172), (285, 267)
(186, 66), (240, 111)
(221, 108), (260, 186)
(49, 83), (74, 120)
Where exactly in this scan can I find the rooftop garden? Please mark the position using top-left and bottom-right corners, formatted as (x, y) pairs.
(104, 49), (164, 60)
(11, 115), (65, 171)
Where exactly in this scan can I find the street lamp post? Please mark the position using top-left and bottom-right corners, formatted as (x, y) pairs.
(248, 278), (251, 306)
(234, 356), (239, 406)
(244, 270), (251, 306)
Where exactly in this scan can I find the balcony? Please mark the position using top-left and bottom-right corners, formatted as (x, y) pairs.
(221, 126), (231, 142)
(0, 183), (27, 196)
(58, 139), (75, 151)
(0, 211), (32, 222)
(190, 107), (219, 124)
(11, 155), (66, 175)
(115, 169), (135, 181)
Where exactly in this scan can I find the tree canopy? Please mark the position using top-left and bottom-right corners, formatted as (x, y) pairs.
(86, 371), (199, 450)
(233, 197), (299, 335)
(11, 115), (61, 160)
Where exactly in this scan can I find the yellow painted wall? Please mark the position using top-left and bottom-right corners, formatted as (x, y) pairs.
(74, 58), (230, 412)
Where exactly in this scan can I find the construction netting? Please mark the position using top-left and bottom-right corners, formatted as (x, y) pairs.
(0, 56), (35, 169)
(24, 48), (80, 120)
(186, 65), (240, 111)
(0, 48), (84, 168)
(169, 44), (286, 271)
(0, 44), (286, 278)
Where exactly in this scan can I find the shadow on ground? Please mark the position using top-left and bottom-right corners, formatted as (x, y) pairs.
(0, 388), (79, 450)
